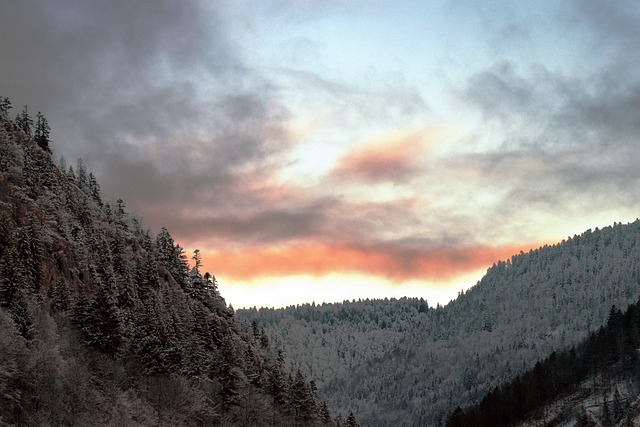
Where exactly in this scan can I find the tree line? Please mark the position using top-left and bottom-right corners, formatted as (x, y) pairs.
(1, 96), (50, 153)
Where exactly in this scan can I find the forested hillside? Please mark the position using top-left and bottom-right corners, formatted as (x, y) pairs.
(0, 99), (353, 426)
(238, 221), (640, 426)
(447, 300), (640, 426)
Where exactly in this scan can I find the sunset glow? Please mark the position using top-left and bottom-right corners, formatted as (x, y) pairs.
(198, 242), (540, 283)
(4, 1), (640, 308)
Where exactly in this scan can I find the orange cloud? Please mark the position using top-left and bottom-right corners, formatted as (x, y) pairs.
(331, 128), (440, 183)
(199, 242), (543, 283)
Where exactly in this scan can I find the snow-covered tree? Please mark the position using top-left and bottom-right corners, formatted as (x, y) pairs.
(0, 96), (12, 115)
(34, 112), (51, 153)
(15, 105), (33, 137)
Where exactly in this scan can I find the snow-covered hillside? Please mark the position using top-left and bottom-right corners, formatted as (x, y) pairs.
(238, 222), (640, 425)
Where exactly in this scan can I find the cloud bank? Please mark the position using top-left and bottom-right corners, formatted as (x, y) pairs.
(3, 1), (640, 304)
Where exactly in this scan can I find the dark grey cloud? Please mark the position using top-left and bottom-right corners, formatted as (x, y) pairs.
(0, 0), (300, 240)
(0, 0), (236, 138)
(167, 202), (335, 247)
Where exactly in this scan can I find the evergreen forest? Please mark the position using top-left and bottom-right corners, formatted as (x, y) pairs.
(239, 221), (640, 425)
(0, 99), (356, 426)
(446, 300), (640, 426)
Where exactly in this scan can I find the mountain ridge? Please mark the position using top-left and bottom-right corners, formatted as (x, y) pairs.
(238, 220), (640, 425)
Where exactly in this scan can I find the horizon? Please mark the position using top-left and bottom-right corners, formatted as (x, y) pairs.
(3, 1), (640, 309)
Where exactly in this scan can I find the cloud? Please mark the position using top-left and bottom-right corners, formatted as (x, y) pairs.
(0, 1), (320, 253)
(166, 201), (337, 248)
(0, 0), (289, 197)
(5, 0), (640, 302)
(0, 1), (444, 254)
(199, 241), (541, 282)
(455, 2), (640, 232)
(0, 1), (235, 132)
(275, 68), (430, 131)
(330, 129), (435, 184)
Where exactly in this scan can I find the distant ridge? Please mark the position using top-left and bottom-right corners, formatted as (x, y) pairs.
(239, 220), (640, 426)
(446, 297), (640, 426)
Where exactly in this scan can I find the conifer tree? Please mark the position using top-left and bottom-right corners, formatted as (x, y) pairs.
(57, 155), (67, 171)
(345, 412), (360, 427)
(34, 112), (51, 153)
(192, 249), (202, 275)
(220, 335), (242, 410)
(0, 97), (12, 115)
(15, 105), (33, 137)
(48, 278), (71, 312)
(75, 158), (88, 192)
(88, 172), (102, 206)
(10, 290), (34, 341)
(0, 246), (23, 308)
(73, 285), (123, 356)
(268, 363), (288, 408)
(291, 370), (315, 423)
(175, 245), (189, 281)
(319, 401), (332, 425)
(114, 198), (128, 230)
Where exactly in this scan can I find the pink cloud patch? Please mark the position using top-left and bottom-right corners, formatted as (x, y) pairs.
(331, 129), (433, 183)
(199, 241), (543, 283)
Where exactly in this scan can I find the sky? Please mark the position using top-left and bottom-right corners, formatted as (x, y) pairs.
(3, 0), (640, 309)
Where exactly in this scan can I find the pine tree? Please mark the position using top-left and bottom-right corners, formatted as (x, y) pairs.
(48, 278), (71, 312)
(88, 172), (102, 206)
(192, 249), (202, 275)
(10, 290), (34, 340)
(114, 198), (128, 230)
(0, 97), (12, 115)
(156, 228), (188, 287)
(175, 245), (189, 283)
(345, 412), (360, 427)
(203, 272), (220, 301)
(15, 105), (33, 137)
(15, 222), (42, 291)
(291, 370), (315, 423)
(0, 246), (23, 308)
(130, 296), (170, 375)
(220, 335), (242, 410)
(268, 363), (288, 408)
(75, 158), (88, 192)
(73, 285), (123, 356)
(319, 401), (332, 425)
(57, 155), (67, 172)
(34, 112), (51, 153)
